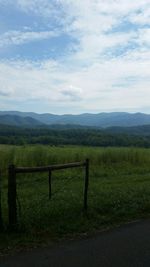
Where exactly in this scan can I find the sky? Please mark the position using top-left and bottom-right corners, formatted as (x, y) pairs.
(0, 0), (150, 114)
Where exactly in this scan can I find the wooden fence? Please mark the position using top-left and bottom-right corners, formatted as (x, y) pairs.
(8, 159), (89, 230)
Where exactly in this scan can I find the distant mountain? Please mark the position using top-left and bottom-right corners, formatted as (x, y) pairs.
(0, 111), (59, 125)
(0, 115), (44, 127)
(0, 111), (150, 128)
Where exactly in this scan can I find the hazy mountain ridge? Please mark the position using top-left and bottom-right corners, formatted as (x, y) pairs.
(0, 114), (44, 127)
(0, 111), (150, 128)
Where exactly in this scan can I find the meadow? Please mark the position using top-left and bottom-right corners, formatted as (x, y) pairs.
(1, 144), (150, 252)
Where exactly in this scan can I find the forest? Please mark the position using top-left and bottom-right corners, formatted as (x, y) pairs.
(0, 124), (150, 147)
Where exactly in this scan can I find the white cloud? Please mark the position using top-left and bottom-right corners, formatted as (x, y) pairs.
(0, 30), (58, 47)
(32, 1), (143, 81)
(137, 28), (150, 46)
(130, 6), (150, 25)
(0, 48), (150, 112)
(61, 85), (83, 101)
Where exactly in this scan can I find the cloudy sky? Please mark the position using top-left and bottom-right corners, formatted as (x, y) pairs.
(0, 0), (150, 114)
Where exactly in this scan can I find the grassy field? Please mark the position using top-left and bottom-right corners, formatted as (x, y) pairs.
(1, 144), (150, 252)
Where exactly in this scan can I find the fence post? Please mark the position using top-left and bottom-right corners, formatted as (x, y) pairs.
(48, 170), (52, 200)
(0, 169), (3, 230)
(8, 164), (17, 229)
(84, 159), (89, 211)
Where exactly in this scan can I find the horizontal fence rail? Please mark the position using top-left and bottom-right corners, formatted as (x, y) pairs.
(8, 159), (89, 230)
(15, 161), (86, 173)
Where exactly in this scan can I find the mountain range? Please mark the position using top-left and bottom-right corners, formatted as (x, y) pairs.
(0, 114), (43, 127)
(0, 111), (150, 128)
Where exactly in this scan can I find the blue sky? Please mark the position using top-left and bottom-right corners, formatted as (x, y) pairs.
(0, 0), (150, 114)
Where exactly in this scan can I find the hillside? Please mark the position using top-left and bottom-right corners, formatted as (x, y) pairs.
(0, 123), (150, 147)
(0, 115), (44, 127)
(106, 124), (150, 136)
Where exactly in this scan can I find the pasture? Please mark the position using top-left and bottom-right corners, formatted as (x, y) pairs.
(1, 144), (150, 252)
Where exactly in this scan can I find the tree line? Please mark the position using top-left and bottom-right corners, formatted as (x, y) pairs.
(0, 124), (150, 147)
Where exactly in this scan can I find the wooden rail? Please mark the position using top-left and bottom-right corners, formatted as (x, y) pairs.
(8, 159), (89, 230)
(15, 161), (86, 173)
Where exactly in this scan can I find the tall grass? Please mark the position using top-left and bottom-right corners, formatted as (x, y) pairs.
(0, 144), (150, 168)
